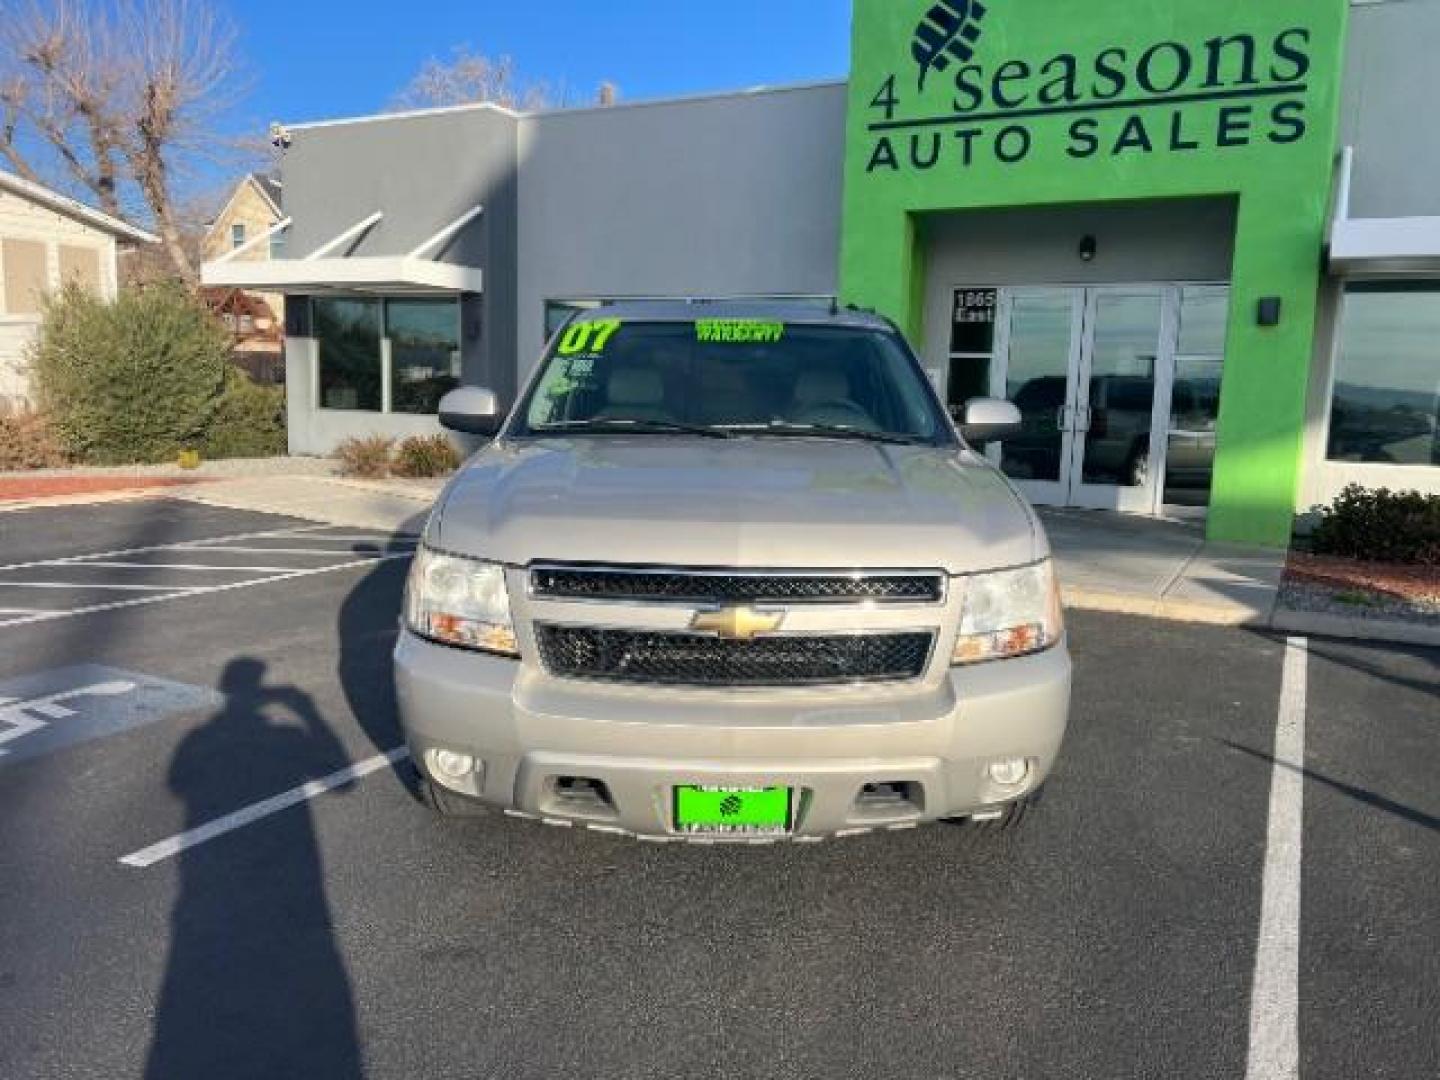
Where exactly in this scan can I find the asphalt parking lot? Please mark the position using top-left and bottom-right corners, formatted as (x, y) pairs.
(0, 499), (1435, 1079)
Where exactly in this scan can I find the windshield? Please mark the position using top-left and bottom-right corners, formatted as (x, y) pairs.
(513, 319), (952, 444)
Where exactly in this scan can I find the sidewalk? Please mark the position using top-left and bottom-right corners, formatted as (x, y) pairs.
(1041, 508), (1285, 626)
(174, 474), (443, 534)
(1042, 507), (1439, 647)
(0, 456), (334, 512)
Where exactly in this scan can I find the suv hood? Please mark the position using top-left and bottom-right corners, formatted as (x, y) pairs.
(430, 438), (1043, 576)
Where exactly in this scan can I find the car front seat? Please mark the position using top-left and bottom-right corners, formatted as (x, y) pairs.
(789, 367), (877, 431)
(596, 365), (673, 424)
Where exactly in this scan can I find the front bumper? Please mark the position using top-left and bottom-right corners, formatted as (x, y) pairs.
(395, 630), (1071, 841)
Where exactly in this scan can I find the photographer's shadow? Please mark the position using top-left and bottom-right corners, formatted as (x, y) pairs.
(145, 658), (363, 1080)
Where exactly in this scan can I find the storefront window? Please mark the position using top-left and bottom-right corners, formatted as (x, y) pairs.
(1327, 283), (1440, 467)
(388, 298), (461, 414)
(1165, 287), (1229, 507)
(947, 288), (998, 416)
(315, 298), (382, 411)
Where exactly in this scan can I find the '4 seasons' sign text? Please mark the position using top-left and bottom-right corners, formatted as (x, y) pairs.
(866, 1), (1315, 173)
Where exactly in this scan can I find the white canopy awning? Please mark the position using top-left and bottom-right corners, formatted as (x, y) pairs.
(203, 255), (483, 295)
(201, 207), (484, 295)
(1329, 147), (1440, 275)
(1330, 218), (1440, 275)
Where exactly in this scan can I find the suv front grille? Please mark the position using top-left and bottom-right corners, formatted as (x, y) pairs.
(530, 567), (943, 605)
(534, 626), (935, 687)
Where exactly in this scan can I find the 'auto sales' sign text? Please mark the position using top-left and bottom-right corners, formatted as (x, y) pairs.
(865, 0), (1315, 174)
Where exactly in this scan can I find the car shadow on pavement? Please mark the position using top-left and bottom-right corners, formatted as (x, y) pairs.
(1303, 636), (1440, 699)
(144, 658), (364, 1080)
(338, 530), (419, 796)
(1219, 738), (1439, 834)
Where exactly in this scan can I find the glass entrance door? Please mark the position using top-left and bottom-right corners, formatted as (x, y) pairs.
(1068, 287), (1173, 513)
(991, 289), (1084, 508)
(985, 284), (1214, 515)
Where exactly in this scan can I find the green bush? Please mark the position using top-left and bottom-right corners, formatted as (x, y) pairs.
(203, 368), (287, 460)
(393, 434), (461, 478)
(1312, 484), (1440, 566)
(334, 435), (395, 479)
(0, 411), (68, 470)
(30, 284), (230, 464)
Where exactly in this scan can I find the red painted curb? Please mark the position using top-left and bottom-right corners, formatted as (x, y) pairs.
(0, 476), (209, 502)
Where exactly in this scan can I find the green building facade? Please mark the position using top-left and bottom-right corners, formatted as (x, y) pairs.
(842, 0), (1350, 545)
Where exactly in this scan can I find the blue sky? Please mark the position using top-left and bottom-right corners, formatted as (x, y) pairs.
(221, 0), (854, 134)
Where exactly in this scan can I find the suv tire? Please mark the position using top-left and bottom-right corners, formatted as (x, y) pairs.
(944, 790), (1041, 836)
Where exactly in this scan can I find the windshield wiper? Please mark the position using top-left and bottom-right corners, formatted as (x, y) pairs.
(724, 421), (925, 446)
(532, 419), (734, 439)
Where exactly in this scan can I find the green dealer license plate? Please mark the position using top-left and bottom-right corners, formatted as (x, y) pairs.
(673, 786), (793, 837)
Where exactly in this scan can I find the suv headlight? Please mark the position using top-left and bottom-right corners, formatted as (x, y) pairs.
(952, 559), (1063, 665)
(405, 546), (518, 657)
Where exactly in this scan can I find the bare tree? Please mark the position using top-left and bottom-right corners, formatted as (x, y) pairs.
(0, 0), (247, 282)
(391, 46), (619, 112)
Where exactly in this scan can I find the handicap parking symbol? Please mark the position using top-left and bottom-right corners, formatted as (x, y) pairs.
(0, 665), (221, 767)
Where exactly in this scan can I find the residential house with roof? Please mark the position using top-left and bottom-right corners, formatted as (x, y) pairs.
(202, 173), (287, 381)
(0, 170), (157, 412)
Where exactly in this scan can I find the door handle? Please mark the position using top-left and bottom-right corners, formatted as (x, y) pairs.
(1075, 408), (1092, 433)
(1055, 406), (1070, 432)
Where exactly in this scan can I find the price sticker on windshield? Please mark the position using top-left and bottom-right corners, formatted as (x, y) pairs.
(695, 320), (785, 344)
(557, 318), (622, 357)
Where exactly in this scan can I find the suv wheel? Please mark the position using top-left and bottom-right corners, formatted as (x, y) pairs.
(944, 790), (1041, 836)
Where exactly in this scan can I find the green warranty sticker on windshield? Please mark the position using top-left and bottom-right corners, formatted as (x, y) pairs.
(695, 320), (785, 344)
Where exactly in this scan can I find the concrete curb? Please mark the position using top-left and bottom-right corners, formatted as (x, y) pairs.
(1065, 585), (1439, 648)
(1269, 608), (1440, 648)
(0, 489), (166, 514)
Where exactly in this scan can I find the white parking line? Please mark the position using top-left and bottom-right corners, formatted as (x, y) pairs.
(61, 561), (305, 574)
(0, 552), (413, 630)
(119, 747), (411, 868)
(0, 524), (334, 574)
(170, 545), (404, 556)
(0, 581), (205, 592)
(1245, 635), (1308, 1080)
(272, 533), (421, 543)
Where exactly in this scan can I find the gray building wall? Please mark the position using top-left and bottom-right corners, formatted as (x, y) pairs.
(284, 106), (518, 268)
(1340, 0), (1440, 219)
(513, 83), (847, 371)
(276, 106), (522, 452)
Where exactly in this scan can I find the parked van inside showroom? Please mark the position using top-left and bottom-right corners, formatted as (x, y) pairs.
(394, 300), (1071, 842)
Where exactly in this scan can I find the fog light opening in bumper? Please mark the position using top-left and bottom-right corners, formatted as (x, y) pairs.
(986, 757), (1033, 789)
(425, 749), (484, 795)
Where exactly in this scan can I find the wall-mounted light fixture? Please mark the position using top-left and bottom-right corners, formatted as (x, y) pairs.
(1257, 297), (1283, 327)
(1078, 235), (1098, 262)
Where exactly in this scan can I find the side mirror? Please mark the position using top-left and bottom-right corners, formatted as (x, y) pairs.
(438, 387), (502, 436)
(959, 397), (1022, 445)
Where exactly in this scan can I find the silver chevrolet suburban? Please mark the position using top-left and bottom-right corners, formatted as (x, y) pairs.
(395, 301), (1070, 842)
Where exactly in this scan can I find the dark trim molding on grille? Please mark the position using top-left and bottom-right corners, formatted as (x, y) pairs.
(534, 626), (935, 687)
(530, 565), (945, 605)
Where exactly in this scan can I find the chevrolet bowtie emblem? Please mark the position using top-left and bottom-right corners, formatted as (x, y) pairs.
(690, 605), (785, 641)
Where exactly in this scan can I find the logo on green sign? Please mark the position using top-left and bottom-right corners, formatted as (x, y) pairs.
(913, 1), (988, 91)
(868, 1), (1313, 173)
